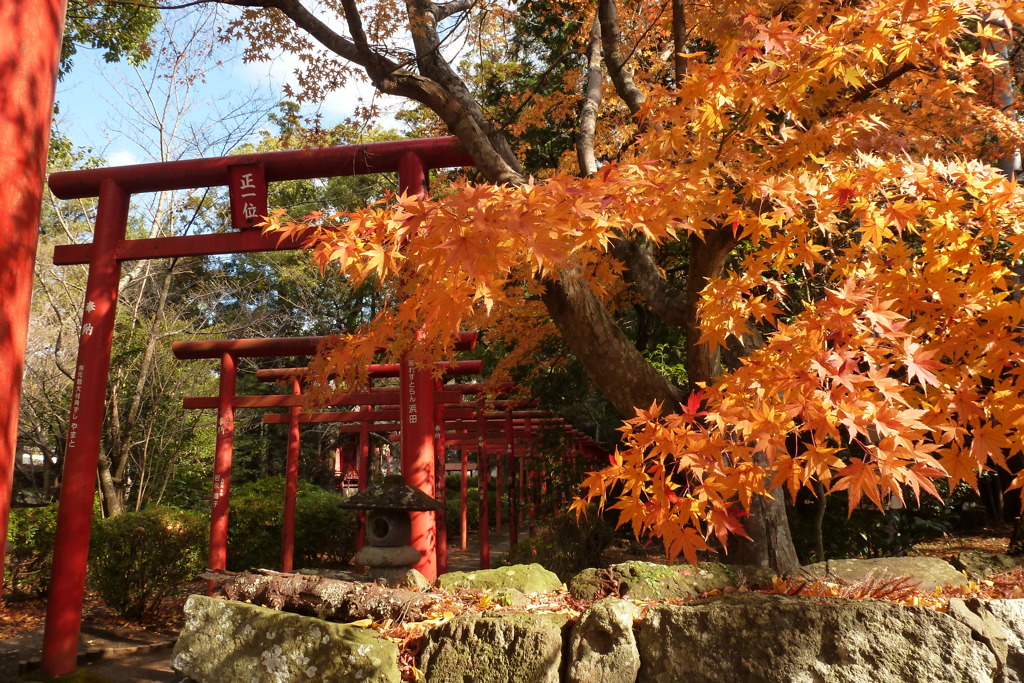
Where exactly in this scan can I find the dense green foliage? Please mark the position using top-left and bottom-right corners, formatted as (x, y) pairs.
(60, 0), (160, 77)
(226, 477), (356, 571)
(6, 504), (60, 596)
(88, 506), (207, 619)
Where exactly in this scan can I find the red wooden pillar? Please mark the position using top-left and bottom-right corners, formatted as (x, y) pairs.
(208, 353), (237, 573)
(460, 446), (468, 551)
(477, 407), (490, 569)
(433, 390), (447, 575)
(356, 405), (370, 551)
(400, 354), (436, 580)
(495, 435), (503, 532)
(506, 410), (518, 549)
(0, 0), (67, 597)
(41, 180), (129, 675)
(398, 152), (437, 582)
(281, 377), (301, 572)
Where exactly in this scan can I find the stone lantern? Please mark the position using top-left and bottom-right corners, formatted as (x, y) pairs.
(340, 474), (442, 586)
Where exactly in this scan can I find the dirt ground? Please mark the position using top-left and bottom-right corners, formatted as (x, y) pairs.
(0, 527), (1011, 682)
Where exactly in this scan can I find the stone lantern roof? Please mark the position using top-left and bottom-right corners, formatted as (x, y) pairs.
(338, 474), (442, 511)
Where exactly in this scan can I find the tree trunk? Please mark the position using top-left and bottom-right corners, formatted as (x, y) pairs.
(208, 569), (439, 623)
(684, 227), (800, 574)
(541, 272), (684, 416)
(727, 488), (800, 574)
(96, 452), (124, 517)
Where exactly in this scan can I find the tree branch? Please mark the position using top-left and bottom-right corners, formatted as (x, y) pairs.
(576, 14), (603, 176)
(598, 0), (645, 117)
(433, 0), (476, 22)
(542, 271), (684, 416)
(611, 239), (689, 326)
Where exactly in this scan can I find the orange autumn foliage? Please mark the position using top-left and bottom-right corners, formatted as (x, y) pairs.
(264, 0), (1024, 564)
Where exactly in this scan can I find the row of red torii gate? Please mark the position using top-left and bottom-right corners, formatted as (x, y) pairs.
(172, 333), (604, 580)
(17, 136), (603, 677)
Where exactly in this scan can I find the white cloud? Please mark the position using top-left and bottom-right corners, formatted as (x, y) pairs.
(105, 149), (141, 167)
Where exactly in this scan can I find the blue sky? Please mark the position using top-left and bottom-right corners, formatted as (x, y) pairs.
(53, 9), (405, 166)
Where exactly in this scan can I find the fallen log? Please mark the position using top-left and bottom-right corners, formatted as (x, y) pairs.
(205, 569), (439, 623)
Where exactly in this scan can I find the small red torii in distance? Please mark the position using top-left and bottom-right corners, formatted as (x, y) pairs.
(172, 333), (480, 576)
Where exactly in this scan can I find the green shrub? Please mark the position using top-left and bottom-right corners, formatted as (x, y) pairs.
(445, 486), (480, 536)
(502, 504), (615, 580)
(88, 506), (206, 619)
(227, 477), (356, 571)
(6, 504), (59, 597)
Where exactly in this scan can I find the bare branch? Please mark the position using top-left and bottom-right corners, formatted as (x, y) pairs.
(433, 0), (476, 22)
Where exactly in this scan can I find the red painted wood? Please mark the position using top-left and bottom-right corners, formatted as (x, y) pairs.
(185, 389), (465, 409)
(433, 386), (447, 575)
(0, 0), (66, 602)
(53, 230), (306, 265)
(460, 447), (468, 551)
(208, 353), (237, 574)
(477, 407), (490, 570)
(50, 136), (471, 198)
(506, 410), (518, 549)
(256, 359), (483, 382)
(263, 410), (400, 424)
(281, 378), (301, 572)
(356, 406), (370, 551)
(398, 155), (437, 582)
(228, 162), (268, 229)
(172, 332), (477, 359)
(42, 181), (129, 675)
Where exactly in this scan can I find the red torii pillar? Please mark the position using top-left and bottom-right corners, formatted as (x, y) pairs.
(0, 0), (66, 595)
(398, 153), (437, 581)
(282, 377), (301, 572)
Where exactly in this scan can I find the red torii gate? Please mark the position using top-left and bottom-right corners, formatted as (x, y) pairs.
(173, 338), (482, 576)
(271, 405), (550, 569)
(31, 136), (472, 676)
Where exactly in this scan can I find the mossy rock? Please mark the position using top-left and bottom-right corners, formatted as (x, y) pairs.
(437, 563), (562, 594)
(419, 612), (569, 683)
(800, 556), (968, 591)
(171, 595), (399, 682)
(569, 561), (770, 601)
(949, 551), (1024, 581)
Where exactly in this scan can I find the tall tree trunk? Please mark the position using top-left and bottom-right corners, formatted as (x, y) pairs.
(684, 227), (800, 574)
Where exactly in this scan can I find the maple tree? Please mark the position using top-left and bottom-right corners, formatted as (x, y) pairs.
(157, 0), (1024, 571)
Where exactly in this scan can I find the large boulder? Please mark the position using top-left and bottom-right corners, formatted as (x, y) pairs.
(171, 595), (400, 682)
(800, 556), (968, 591)
(949, 598), (1024, 682)
(568, 561), (769, 601)
(635, 593), (996, 682)
(418, 612), (568, 683)
(949, 551), (1024, 581)
(437, 563), (562, 594)
(567, 597), (640, 683)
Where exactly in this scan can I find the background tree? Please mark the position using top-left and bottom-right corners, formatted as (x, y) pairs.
(244, 0), (1023, 572)
(20, 12), (274, 515)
